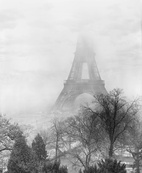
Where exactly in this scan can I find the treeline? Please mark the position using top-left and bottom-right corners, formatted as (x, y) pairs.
(4, 131), (128, 173)
(0, 89), (142, 173)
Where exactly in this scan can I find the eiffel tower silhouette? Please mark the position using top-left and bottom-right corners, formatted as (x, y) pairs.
(54, 36), (107, 111)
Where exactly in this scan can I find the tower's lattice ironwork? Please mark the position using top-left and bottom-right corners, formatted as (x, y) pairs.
(54, 36), (107, 111)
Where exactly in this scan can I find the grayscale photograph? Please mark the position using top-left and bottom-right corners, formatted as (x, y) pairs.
(0, 0), (142, 173)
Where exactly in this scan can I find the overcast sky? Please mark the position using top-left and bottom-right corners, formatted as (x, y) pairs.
(0, 0), (142, 126)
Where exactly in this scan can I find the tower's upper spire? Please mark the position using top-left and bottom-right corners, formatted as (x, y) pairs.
(76, 34), (95, 54)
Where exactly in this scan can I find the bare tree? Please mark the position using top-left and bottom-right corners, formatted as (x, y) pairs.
(92, 89), (139, 158)
(61, 109), (105, 170)
(40, 118), (65, 163)
(51, 118), (63, 163)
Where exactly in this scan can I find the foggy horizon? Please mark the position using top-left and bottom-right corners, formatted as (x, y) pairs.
(0, 0), (142, 127)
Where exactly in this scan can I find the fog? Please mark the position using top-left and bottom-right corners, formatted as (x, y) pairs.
(0, 0), (142, 126)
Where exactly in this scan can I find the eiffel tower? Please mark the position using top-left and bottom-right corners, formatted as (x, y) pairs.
(54, 36), (107, 111)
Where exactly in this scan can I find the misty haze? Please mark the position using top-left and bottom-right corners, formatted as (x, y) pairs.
(0, 0), (141, 127)
(0, 0), (142, 172)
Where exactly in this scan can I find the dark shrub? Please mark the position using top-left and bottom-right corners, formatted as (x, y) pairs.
(80, 159), (126, 173)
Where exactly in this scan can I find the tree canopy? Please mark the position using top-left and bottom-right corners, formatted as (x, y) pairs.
(32, 133), (47, 161)
(7, 135), (31, 173)
(0, 114), (22, 153)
